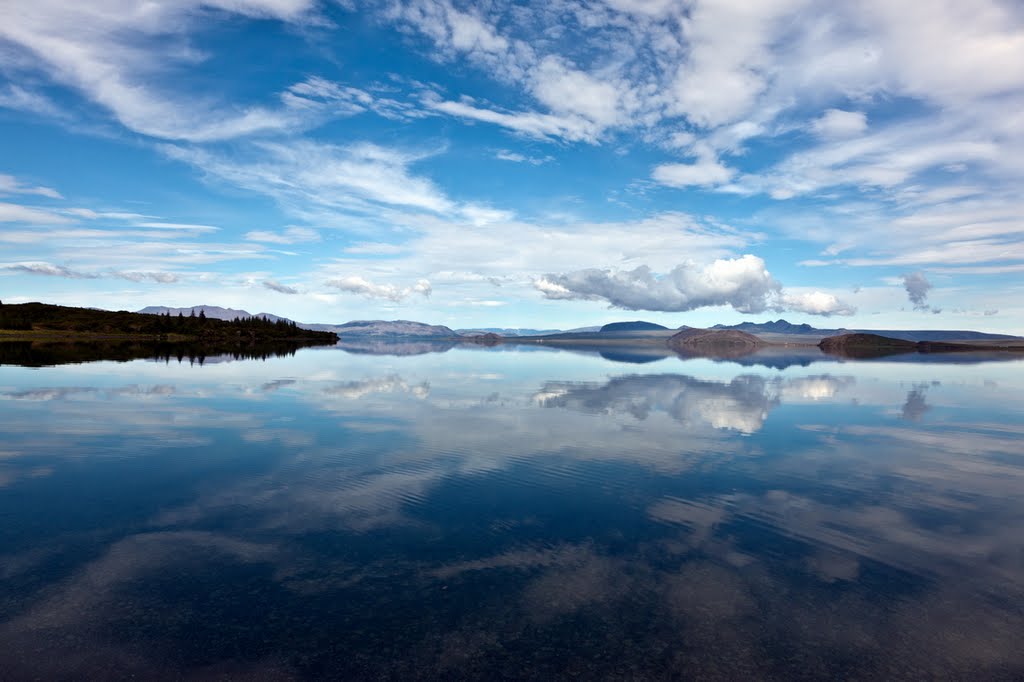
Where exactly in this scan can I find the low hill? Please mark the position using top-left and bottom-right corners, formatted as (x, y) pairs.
(600, 321), (669, 333)
(819, 333), (917, 353)
(316, 320), (455, 337)
(668, 328), (764, 355)
(818, 332), (1024, 359)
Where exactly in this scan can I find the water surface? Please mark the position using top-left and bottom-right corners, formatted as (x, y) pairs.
(2, 344), (1023, 679)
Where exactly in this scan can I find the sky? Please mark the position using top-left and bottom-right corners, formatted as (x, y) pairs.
(1, 0), (1023, 332)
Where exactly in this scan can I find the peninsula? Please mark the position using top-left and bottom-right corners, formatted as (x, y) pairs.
(0, 302), (338, 345)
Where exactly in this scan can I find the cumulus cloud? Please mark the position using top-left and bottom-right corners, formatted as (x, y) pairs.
(530, 56), (627, 130)
(534, 255), (782, 314)
(263, 279), (299, 294)
(326, 276), (432, 302)
(535, 255), (856, 316)
(782, 291), (857, 316)
(902, 271), (934, 310)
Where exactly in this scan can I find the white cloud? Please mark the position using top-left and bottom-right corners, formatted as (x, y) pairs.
(0, 0), (323, 142)
(384, 0), (533, 82)
(0, 84), (64, 118)
(534, 255), (783, 314)
(535, 255), (856, 316)
(460, 204), (514, 226)
(781, 290), (857, 316)
(812, 109), (867, 139)
(163, 141), (456, 215)
(427, 97), (604, 143)
(602, 0), (679, 18)
(531, 56), (627, 130)
(245, 227), (320, 244)
(495, 150), (552, 165)
(652, 156), (736, 187)
(733, 111), (1005, 201)
(0, 202), (73, 224)
(4, 261), (179, 283)
(4, 262), (98, 279)
(135, 222), (220, 232)
(342, 242), (406, 255)
(0, 173), (62, 199)
(326, 275), (432, 302)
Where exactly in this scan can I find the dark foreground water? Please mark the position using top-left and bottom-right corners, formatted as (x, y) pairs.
(2, 344), (1023, 679)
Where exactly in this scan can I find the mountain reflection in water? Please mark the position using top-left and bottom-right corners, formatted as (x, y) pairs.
(0, 345), (1023, 679)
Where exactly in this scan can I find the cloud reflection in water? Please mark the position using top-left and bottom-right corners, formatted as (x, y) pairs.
(0, 348), (1022, 677)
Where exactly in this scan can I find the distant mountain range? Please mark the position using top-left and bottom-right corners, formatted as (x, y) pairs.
(713, 319), (820, 334)
(712, 318), (1018, 341)
(455, 326), (600, 337)
(137, 307), (455, 337)
(314, 320), (454, 337)
(138, 305), (288, 322)
(138, 307), (1019, 342)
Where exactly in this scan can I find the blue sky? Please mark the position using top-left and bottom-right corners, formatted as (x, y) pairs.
(1, 0), (1023, 332)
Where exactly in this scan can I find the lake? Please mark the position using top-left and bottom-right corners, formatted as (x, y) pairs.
(2, 343), (1023, 679)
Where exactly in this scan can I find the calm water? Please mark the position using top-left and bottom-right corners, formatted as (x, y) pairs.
(2, 344), (1024, 679)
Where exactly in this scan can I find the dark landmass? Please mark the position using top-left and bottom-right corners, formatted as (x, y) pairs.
(464, 332), (503, 345)
(137, 305), (1021, 345)
(819, 332), (1024, 359)
(599, 321), (670, 333)
(1, 302), (337, 346)
(819, 333), (919, 359)
(716, 318), (1020, 342)
(668, 328), (765, 358)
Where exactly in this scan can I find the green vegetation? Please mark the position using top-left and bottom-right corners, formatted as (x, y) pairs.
(0, 301), (336, 344)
